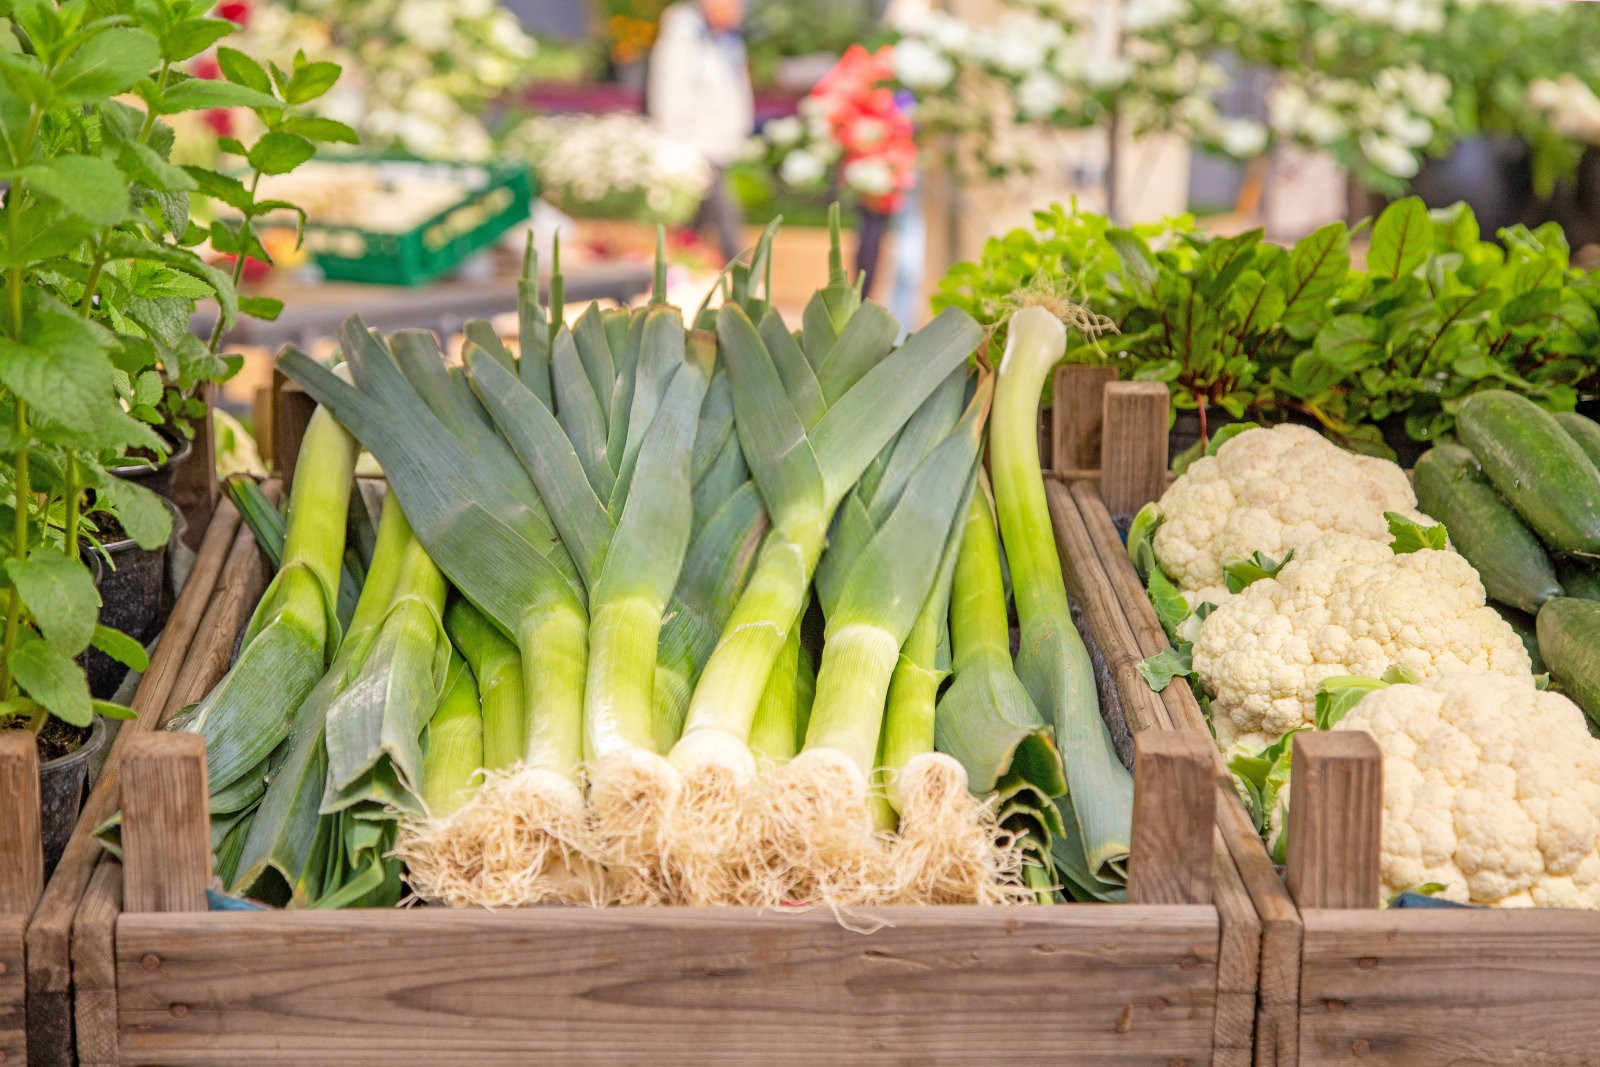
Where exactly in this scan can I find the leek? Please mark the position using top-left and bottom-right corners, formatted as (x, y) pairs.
(991, 307), (1132, 883)
(669, 214), (983, 787)
(422, 655), (483, 818)
(444, 600), (523, 773)
(181, 404), (355, 796)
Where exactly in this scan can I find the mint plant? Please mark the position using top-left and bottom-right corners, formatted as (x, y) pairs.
(0, 0), (349, 732)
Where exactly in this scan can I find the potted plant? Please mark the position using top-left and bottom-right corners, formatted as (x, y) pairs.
(1, 0), (346, 862)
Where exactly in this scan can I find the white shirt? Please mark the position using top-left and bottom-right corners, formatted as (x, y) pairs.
(646, 4), (755, 167)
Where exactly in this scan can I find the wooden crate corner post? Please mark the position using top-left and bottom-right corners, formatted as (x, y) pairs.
(1127, 729), (1215, 906)
(270, 368), (317, 493)
(120, 733), (209, 915)
(1, 732), (42, 1066)
(1100, 381), (1169, 517)
(1286, 731), (1382, 909)
(1051, 364), (1119, 475)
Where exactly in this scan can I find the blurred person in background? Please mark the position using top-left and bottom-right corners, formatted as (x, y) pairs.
(648, 0), (753, 262)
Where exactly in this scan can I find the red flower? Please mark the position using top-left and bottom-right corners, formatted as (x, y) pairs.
(192, 55), (221, 80)
(804, 44), (918, 212)
(216, 1), (250, 25)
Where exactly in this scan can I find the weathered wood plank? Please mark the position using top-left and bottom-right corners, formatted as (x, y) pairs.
(1067, 480), (1303, 1066)
(25, 498), (240, 1034)
(72, 860), (122, 1067)
(0, 914), (24, 1066)
(272, 373), (316, 490)
(118, 907), (1219, 1065)
(1286, 732), (1382, 911)
(121, 735), (208, 915)
(1129, 732), (1215, 906)
(1099, 382), (1169, 517)
(170, 385), (218, 551)
(0, 733), (41, 915)
(1300, 909), (1600, 1066)
(1052, 365), (1119, 472)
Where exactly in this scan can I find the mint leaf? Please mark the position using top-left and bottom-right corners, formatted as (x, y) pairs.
(160, 78), (281, 113)
(19, 154), (129, 225)
(91, 624), (150, 671)
(10, 632), (93, 726)
(4, 555), (99, 654)
(54, 28), (159, 101)
(216, 47), (272, 94)
(1386, 511), (1448, 554)
(246, 131), (315, 176)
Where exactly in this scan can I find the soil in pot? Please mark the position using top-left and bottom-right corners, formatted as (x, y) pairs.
(1411, 135), (1534, 239)
(111, 434), (193, 503)
(1378, 414), (1433, 469)
(81, 511), (170, 699)
(10, 716), (108, 876)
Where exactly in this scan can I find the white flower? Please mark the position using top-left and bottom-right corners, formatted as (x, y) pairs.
(1123, 0), (1185, 31)
(394, 0), (453, 51)
(843, 157), (895, 197)
(780, 149), (827, 187)
(1382, 106), (1435, 148)
(1217, 116), (1268, 157)
(978, 18), (1049, 75)
(1361, 132), (1420, 179)
(1080, 54), (1133, 91)
(489, 13), (535, 59)
(765, 116), (804, 146)
(1016, 71), (1064, 118)
(1301, 104), (1346, 145)
(893, 38), (955, 92)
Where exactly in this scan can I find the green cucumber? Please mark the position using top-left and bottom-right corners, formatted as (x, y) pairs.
(1556, 557), (1600, 601)
(1554, 411), (1600, 472)
(1457, 391), (1600, 554)
(1537, 596), (1600, 726)
(1490, 602), (1545, 674)
(1413, 443), (1562, 613)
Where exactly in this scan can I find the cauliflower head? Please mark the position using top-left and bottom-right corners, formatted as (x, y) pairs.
(1152, 424), (1428, 604)
(1335, 672), (1600, 908)
(1195, 533), (1531, 753)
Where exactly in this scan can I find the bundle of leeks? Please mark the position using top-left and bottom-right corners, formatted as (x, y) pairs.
(184, 215), (1131, 908)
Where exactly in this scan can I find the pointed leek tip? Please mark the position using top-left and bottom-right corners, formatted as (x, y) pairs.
(521, 229), (535, 280)
(827, 202), (845, 285)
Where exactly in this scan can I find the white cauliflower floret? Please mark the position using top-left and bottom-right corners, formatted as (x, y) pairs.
(1195, 533), (1532, 752)
(1152, 424), (1429, 602)
(1335, 672), (1600, 908)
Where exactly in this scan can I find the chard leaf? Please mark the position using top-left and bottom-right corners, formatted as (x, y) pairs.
(1206, 421), (1259, 455)
(1386, 511), (1448, 554)
(1137, 644), (1192, 692)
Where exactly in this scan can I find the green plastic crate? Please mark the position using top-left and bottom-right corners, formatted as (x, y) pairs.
(298, 160), (535, 287)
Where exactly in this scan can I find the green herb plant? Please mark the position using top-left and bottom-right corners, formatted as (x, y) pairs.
(0, 0), (349, 736)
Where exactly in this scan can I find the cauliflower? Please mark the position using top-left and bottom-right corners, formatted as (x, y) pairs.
(1194, 533), (1531, 753)
(1152, 424), (1429, 604)
(1335, 673), (1600, 908)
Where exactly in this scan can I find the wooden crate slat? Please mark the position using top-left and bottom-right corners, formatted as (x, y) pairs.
(117, 907), (1219, 1065)
(26, 497), (245, 1066)
(1299, 909), (1600, 1066)
(0, 913), (24, 1067)
(72, 861), (121, 1067)
(1052, 364), (1120, 472)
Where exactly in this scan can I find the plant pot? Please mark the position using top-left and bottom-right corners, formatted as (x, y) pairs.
(82, 520), (171, 699)
(111, 434), (194, 503)
(38, 714), (107, 876)
(1411, 135), (1534, 239)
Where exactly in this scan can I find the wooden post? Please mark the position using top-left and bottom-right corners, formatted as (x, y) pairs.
(1286, 731), (1383, 909)
(1127, 730), (1215, 905)
(120, 732), (209, 914)
(253, 384), (275, 467)
(272, 370), (316, 490)
(1100, 381), (1169, 516)
(170, 383), (219, 551)
(1052, 364), (1119, 473)
(0, 734), (42, 915)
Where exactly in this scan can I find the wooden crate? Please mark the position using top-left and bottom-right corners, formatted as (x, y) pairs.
(1047, 369), (1304, 1066)
(2, 732), (44, 1065)
(1280, 732), (1600, 1066)
(53, 438), (1259, 1066)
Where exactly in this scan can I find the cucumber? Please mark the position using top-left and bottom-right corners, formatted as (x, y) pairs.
(1556, 557), (1600, 601)
(1457, 390), (1600, 554)
(1537, 596), (1600, 726)
(1491, 601), (1545, 674)
(1413, 442), (1562, 613)
(1554, 411), (1600, 472)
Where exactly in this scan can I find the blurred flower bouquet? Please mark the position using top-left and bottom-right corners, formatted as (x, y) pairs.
(503, 113), (713, 224)
(222, 0), (537, 160)
(748, 45), (917, 213)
